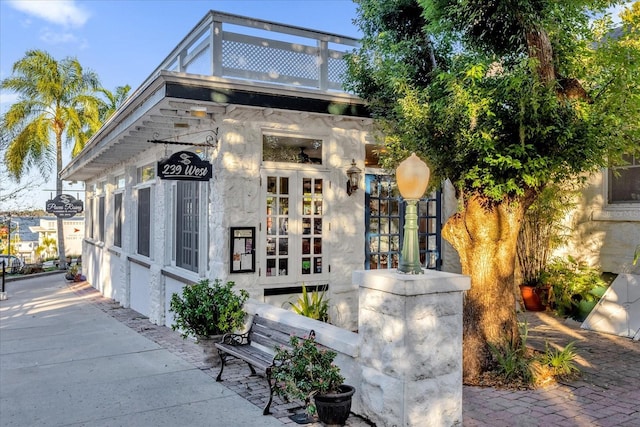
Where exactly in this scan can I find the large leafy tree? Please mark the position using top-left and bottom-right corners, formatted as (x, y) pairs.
(1, 50), (102, 269)
(346, 0), (639, 381)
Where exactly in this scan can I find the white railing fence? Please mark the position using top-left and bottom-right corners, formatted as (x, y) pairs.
(145, 11), (359, 92)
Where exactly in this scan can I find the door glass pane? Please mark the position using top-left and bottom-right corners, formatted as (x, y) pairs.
(301, 176), (323, 275)
(265, 175), (289, 277)
(264, 172), (325, 280)
(267, 238), (276, 256)
(279, 238), (288, 255)
(302, 257), (311, 274)
(365, 175), (441, 270)
(266, 259), (276, 276)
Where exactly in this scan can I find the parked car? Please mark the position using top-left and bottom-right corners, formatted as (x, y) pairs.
(0, 255), (24, 273)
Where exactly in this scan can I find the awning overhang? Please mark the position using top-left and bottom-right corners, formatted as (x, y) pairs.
(61, 71), (370, 182)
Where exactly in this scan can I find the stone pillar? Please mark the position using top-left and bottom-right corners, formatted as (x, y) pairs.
(354, 269), (470, 427)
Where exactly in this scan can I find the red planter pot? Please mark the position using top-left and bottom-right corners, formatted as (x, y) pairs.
(519, 285), (546, 311)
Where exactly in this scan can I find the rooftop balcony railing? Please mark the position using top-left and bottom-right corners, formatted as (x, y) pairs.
(144, 10), (360, 93)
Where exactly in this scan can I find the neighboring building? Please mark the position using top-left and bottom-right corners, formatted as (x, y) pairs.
(561, 161), (640, 275)
(28, 218), (85, 260)
(13, 241), (37, 264)
(60, 11), (443, 331)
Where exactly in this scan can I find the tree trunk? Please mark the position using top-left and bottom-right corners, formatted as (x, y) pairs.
(55, 128), (67, 271)
(442, 194), (528, 382)
(525, 26), (555, 85)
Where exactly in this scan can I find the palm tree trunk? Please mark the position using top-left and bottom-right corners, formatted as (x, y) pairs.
(55, 130), (67, 270)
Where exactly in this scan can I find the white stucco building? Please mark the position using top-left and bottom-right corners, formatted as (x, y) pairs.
(563, 169), (640, 274)
(60, 11), (443, 330)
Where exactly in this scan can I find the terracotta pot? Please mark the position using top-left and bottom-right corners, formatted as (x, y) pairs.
(519, 285), (546, 311)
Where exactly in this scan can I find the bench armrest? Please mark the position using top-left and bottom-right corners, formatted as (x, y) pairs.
(221, 331), (250, 346)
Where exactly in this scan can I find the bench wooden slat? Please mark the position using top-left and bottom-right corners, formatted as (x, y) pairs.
(215, 343), (273, 371)
(252, 316), (310, 338)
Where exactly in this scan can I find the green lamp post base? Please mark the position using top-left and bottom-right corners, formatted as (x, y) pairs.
(398, 199), (423, 274)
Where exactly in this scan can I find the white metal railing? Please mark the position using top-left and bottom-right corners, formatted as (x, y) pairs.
(144, 10), (360, 92)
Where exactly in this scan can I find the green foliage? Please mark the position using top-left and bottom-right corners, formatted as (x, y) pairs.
(288, 285), (329, 322)
(545, 256), (607, 319)
(346, 0), (640, 201)
(538, 341), (580, 378)
(169, 279), (249, 339)
(272, 333), (344, 414)
(489, 322), (581, 386)
(488, 322), (533, 384)
(347, 0), (638, 380)
(517, 184), (578, 287)
(633, 244), (640, 266)
(0, 50), (103, 180)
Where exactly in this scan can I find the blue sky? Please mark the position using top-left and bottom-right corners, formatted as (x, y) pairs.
(0, 0), (632, 211)
(0, 0), (361, 210)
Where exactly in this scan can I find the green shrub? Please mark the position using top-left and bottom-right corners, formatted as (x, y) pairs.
(545, 256), (607, 319)
(489, 322), (581, 387)
(169, 279), (249, 339)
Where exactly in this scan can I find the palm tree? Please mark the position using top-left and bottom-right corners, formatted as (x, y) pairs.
(1, 49), (102, 269)
(37, 235), (58, 261)
(98, 85), (131, 123)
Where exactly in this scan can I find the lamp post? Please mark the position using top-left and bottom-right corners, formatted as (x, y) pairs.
(396, 153), (430, 274)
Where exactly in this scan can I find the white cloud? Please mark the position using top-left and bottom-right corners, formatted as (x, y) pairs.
(8, 0), (90, 28)
(40, 28), (78, 45)
(607, 1), (634, 24)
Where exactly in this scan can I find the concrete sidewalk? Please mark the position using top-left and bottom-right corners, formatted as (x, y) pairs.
(2, 274), (639, 426)
(0, 274), (285, 427)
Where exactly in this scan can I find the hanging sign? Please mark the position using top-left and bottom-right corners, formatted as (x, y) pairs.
(46, 194), (84, 219)
(158, 151), (212, 181)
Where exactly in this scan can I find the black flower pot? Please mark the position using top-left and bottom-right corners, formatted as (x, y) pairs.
(314, 384), (355, 426)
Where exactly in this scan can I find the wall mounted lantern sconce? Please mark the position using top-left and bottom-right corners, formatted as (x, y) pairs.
(396, 153), (430, 274)
(346, 159), (362, 196)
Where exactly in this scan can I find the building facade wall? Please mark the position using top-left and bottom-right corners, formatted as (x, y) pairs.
(559, 171), (640, 274)
(81, 105), (370, 331)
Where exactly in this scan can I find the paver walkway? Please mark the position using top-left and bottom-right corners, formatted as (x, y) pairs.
(69, 280), (640, 427)
(465, 312), (640, 426)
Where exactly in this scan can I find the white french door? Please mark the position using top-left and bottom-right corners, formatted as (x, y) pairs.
(262, 170), (327, 283)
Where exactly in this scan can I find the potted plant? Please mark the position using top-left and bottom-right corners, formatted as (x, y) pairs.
(272, 333), (354, 426)
(545, 256), (608, 321)
(65, 264), (80, 282)
(517, 184), (576, 311)
(519, 275), (550, 311)
(287, 284), (330, 322)
(169, 279), (249, 366)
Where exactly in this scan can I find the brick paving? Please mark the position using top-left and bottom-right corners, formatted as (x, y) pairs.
(68, 281), (640, 427)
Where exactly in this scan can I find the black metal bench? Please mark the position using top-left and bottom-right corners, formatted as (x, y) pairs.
(215, 314), (313, 415)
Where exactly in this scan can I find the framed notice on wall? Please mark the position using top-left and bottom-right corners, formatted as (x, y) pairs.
(230, 227), (255, 273)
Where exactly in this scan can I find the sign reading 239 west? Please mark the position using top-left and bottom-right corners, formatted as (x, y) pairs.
(158, 151), (213, 181)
